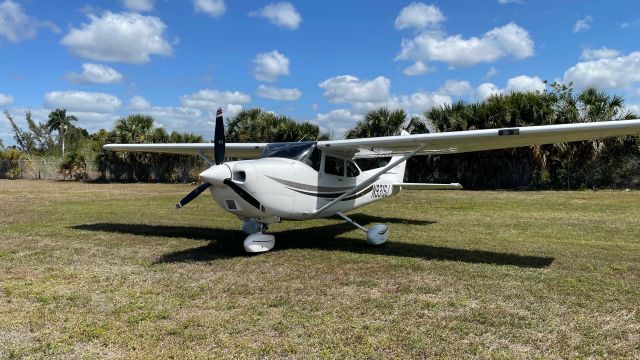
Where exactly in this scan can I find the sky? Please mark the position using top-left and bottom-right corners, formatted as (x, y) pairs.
(1, 0), (640, 145)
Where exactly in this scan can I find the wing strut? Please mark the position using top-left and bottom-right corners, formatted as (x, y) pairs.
(308, 145), (424, 217)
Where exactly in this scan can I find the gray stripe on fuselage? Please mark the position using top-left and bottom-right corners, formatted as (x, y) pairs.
(266, 175), (354, 192)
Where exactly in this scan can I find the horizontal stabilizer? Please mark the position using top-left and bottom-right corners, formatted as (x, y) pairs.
(393, 183), (463, 190)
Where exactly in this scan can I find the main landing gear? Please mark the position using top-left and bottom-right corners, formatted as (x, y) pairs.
(336, 211), (389, 245)
(240, 213), (389, 254)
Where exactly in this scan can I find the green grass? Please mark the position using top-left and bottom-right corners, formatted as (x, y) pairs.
(1, 180), (639, 358)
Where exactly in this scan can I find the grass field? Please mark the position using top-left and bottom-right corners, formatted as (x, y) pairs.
(0, 180), (639, 358)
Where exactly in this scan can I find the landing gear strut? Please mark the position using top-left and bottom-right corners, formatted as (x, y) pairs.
(336, 211), (389, 245)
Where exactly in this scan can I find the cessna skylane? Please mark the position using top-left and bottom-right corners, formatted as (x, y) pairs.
(105, 108), (640, 253)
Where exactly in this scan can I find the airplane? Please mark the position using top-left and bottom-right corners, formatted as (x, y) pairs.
(105, 108), (640, 253)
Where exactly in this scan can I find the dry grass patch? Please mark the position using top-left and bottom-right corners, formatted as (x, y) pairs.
(0, 179), (639, 358)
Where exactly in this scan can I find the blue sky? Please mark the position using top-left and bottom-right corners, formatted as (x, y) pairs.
(1, 0), (639, 144)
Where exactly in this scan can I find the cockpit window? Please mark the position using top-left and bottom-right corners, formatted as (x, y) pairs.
(355, 157), (391, 171)
(260, 141), (317, 161)
(346, 161), (360, 177)
(324, 156), (344, 176)
(308, 148), (321, 171)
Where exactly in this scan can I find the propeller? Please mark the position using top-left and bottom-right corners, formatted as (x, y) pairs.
(214, 107), (225, 165)
(175, 182), (211, 209)
(175, 107), (226, 209)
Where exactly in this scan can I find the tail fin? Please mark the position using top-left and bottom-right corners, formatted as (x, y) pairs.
(387, 130), (410, 182)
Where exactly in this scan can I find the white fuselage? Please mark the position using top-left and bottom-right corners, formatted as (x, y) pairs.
(206, 154), (405, 224)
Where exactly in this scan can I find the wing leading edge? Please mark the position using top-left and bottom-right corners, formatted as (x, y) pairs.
(103, 143), (267, 159)
(104, 119), (640, 159)
(317, 119), (640, 158)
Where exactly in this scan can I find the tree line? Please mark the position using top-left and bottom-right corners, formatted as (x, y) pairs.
(2, 82), (639, 188)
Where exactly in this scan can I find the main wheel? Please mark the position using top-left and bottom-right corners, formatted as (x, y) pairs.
(366, 224), (389, 245)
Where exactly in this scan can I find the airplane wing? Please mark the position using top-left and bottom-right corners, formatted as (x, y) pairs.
(103, 143), (267, 159)
(317, 119), (640, 158)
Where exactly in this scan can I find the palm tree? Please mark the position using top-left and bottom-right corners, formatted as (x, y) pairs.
(406, 116), (430, 134)
(113, 114), (154, 143)
(345, 108), (406, 139)
(46, 109), (77, 157)
(226, 108), (327, 142)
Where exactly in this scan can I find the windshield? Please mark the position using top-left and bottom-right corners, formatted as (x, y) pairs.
(260, 141), (317, 161)
(260, 141), (321, 171)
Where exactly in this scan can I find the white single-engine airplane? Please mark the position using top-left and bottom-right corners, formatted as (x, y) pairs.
(105, 108), (640, 253)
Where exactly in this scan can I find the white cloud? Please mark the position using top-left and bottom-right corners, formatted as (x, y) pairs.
(319, 75), (391, 104)
(0, 0), (60, 43)
(386, 92), (451, 114)
(194, 0), (225, 17)
(395, 2), (444, 30)
(66, 63), (123, 84)
(439, 80), (472, 96)
(474, 75), (545, 101)
(145, 106), (205, 133)
(256, 85), (302, 101)
(564, 51), (640, 89)
(44, 91), (122, 114)
(180, 89), (250, 116)
(128, 95), (151, 111)
(403, 61), (432, 76)
(485, 66), (498, 78)
(505, 75), (545, 93)
(250, 2), (301, 30)
(315, 109), (363, 137)
(573, 16), (592, 33)
(397, 22), (534, 68)
(497, 0), (523, 4)
(122, 0), (153, 12)
(0, 93), (13, 106)
(319, 74), (450, 114)
(580, 46), (621, 61)
(620, 19), (640, 29)
(475, 83), (502, 101)
(253, 50), (290, 82)
(60, 11), (172, 64)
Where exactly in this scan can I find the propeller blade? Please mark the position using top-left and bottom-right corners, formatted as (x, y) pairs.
(175, 182), (211, 209)
(214, 107), (225, 165)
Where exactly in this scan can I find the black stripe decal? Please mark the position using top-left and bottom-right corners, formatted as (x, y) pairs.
(266, 176), (353, 192)
(288, 185), (373, 201)
(344, 186), (373, 200)
(288, 188), (346, 198)
(223, 179), (261, 209)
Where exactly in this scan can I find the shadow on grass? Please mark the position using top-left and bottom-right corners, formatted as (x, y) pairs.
(72, 214), (554, 268)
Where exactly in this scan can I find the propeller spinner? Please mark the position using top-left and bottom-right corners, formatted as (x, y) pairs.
(175, 107), (225, 209)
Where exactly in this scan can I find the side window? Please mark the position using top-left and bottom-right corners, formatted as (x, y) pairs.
(346, 161), (360, 177)
(324, 156), (344, 176)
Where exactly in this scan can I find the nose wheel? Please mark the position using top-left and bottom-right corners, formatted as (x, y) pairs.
(242, 219), (274, 253)
(243, 232), (275, 253)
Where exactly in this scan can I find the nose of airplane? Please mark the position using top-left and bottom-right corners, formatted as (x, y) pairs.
(199, 164), (231, 186)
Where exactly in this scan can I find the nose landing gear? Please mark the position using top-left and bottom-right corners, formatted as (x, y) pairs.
(242, 219), (274, 253)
